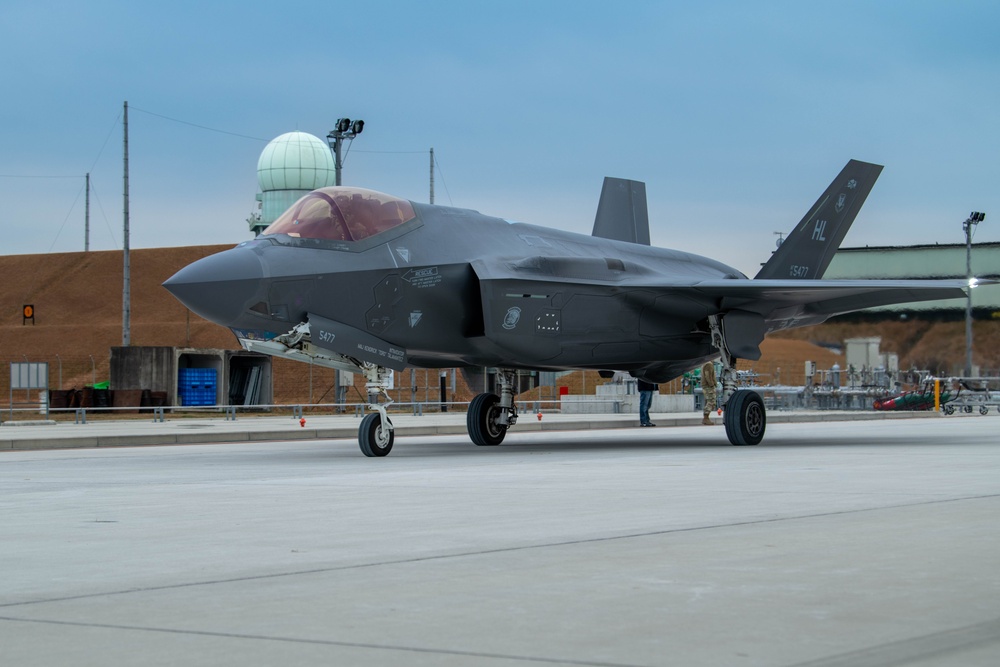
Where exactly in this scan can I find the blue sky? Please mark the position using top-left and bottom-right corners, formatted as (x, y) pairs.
(1, 0), (998, 276)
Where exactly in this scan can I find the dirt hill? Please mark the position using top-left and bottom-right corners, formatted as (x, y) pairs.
(2, 246), (235, 389)
(739, 337), (843, 386)
(766, 319), (1000, 378)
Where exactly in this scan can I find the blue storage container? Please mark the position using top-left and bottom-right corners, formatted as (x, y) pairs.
(178, 368), (217, 405)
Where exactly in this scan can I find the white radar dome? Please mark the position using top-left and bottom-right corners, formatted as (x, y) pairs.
(257, 131), (336, 192)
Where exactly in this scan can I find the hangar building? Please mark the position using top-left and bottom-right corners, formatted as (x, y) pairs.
(826, 242), (1000, 315)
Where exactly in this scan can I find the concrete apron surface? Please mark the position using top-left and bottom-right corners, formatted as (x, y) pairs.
(1, 415), (998, 666)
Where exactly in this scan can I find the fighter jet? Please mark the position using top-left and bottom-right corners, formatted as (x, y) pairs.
(165, 159), (971, 456)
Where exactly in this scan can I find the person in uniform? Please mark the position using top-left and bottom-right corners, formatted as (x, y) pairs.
(701, 361), (717, 425)
(637, 379), (657, 427)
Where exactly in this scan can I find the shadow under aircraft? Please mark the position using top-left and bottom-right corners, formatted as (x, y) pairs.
(165, 159), (973, 456)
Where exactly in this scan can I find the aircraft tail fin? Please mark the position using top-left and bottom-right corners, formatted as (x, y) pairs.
(592, 177), (650, 245)
(755, 160), (883, 280)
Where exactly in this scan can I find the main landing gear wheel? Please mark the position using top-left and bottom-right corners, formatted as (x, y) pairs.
(359, 412), (394, 457)
(468, 392), (506, 446)
(724, 390), (766, 446)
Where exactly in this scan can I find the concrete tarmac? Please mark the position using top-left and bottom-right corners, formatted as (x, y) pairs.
(1, 414), (998, 666)
(0, 407), (946, 451)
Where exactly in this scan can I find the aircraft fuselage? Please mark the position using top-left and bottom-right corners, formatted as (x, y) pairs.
(167, 200), (739, 381)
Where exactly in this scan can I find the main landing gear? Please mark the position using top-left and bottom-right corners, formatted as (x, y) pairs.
(709, 315), (766, 446)
(358, 366), (519, 455)
(358, 364), (394, 457)
(724, 389), (766, 446)
(467, 369), (519, 446)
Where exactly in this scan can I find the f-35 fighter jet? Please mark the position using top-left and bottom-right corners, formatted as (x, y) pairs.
(164, 160), (969, 456)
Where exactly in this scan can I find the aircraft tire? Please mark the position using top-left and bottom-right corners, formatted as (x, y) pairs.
(467, 392), (506, 446)
(724, 390), (766, 446)
(359, 413), (394, 457)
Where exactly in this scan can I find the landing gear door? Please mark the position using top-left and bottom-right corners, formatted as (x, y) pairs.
(721, 310), (766, 361)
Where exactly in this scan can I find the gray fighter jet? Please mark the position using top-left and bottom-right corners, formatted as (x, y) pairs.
(165, 159), (970, 456)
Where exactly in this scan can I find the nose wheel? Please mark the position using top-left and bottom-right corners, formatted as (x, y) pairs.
(359, 412), (394, 457)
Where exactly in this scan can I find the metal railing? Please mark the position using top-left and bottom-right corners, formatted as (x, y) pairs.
(2, 399), (624, 426)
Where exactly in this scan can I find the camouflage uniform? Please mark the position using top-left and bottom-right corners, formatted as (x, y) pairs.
(701, 362), (716, 424)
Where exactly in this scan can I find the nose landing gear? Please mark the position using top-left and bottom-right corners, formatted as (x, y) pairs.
(358, 363), (395, 457)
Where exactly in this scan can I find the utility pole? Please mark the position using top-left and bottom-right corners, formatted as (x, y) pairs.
(429, 147), (435, 204)
(85, 172), (90, 252)
(963, 211), (985, 376)
(123, 100), (131, 347)
(326, 117), (365, 186)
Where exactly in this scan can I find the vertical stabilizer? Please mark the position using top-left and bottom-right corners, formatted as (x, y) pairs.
(755, 160), (883, 280)
(592, 177), (650, 245)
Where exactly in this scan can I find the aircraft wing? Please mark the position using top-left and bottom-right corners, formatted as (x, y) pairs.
(690, 278), (972, 326)
(474, 250), (978, 359)
(474, 255), (972, 320)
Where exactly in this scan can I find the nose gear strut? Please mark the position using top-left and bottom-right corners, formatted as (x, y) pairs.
(358, 363), (395, 457)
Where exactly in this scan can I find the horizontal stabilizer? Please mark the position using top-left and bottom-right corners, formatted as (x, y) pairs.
(592, 177), (650, 245)
(756, 160), (883, 280)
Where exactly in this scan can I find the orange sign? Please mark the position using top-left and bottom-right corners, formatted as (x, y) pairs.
(23, 304), (34, 324)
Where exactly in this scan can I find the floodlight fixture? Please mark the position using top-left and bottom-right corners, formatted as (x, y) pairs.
(327, 116), (367, 187)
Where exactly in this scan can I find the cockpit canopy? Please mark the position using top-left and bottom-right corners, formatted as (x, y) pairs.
(261, 187), (416, 242)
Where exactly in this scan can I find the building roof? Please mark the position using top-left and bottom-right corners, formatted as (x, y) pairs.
(827, 241), (1000, 311)
(838, 241), (1000, 253)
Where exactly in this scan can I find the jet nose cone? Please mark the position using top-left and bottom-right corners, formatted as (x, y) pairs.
(164, 247), (264, 327)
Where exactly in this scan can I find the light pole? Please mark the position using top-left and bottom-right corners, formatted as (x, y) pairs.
(326, 118), (365, 403)
(326, 118), (365, 186)
(963, 211), (986, 376)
